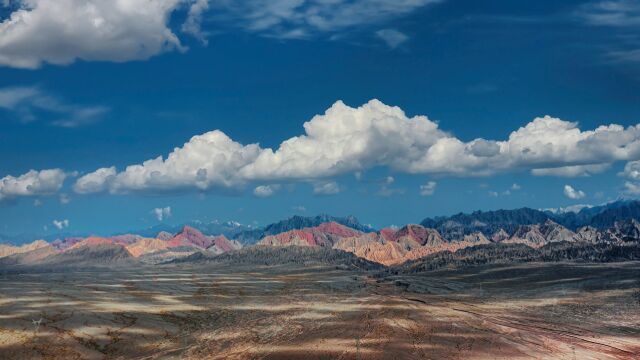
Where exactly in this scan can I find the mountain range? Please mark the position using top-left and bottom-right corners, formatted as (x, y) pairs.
(2, 200), (640, 269)
(420, 199), (640, 240)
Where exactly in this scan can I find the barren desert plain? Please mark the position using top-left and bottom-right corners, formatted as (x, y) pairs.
(1, 259), (639, 359)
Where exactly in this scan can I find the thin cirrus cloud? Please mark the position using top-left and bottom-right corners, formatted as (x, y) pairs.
(72, 99), (640, 197)
(375, 28), (409, 48)
(577, 0), (640, 27)
(0, 86), (108, 127)
(0, 0), (208, 69)
(209, 0), (442, 39)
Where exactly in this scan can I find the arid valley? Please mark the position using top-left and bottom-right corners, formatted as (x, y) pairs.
(1, 257), (639, 359)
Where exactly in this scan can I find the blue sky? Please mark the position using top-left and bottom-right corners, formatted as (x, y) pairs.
(1, 0), (640, 237)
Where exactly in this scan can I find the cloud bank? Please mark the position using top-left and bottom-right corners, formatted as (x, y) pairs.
(73, 99), (640, 196)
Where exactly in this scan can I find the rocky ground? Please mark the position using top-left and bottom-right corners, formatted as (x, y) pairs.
(0, 261), (639, 359)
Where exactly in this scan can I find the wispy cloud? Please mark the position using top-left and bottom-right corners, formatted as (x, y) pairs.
(578, 0), (640, 27)
(211, 0), (442, 40)
(608, 47), (640, 63)
(375, 28), (409, 48)
(0, 86), (108, 127)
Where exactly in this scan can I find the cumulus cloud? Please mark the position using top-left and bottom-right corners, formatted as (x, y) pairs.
(619, 160), (640, 180)
(419, 181), (436, 196)
(0, 0), (210, 69)
(0, 86), (108, 126)
(511, 183), (521, 190)
(313, 181), (341, 195)
(531, 164), (610, 177)
(73, 167), (116, 194)
(52, 219), (69, 230)
(564, 185), (586, 199)
(253, 184), (280, 197)
(624, 181), (640, 195)
(153, 206), (172, 221)
(0, 169), (67, 202)
(375, 28), (408, 48)
(212, 0), (442, 39)
(75, 99), (640, 195)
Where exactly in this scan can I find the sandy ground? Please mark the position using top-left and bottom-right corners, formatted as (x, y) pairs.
(0, 262), (639, 359)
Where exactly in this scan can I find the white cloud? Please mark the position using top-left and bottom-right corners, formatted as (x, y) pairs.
(0, 0), (204, 69)
(253, 184), (280, 197)
(419, 181), (436, 196)
(0, 86), (108, 126)
(0, 169), (67, 202)
(52, 219), (69, 230)
(511, 183), (521, 190)
(182, 0), (210, 44)
(532, 164), (610, 177)
(75, 99), (640, 195)
(619, 160), (640, 180)
(313, 181), (341, 195)
(375, 28), (408, 48)
(212, 0), (442, 39)
(545, 204), (593, 214)
(73, 167), (116, 194)
(488, 191), (498, 197)
(33, 199), (43, 207)
(564, 185), (586, 199)
(153, 206), (172, 221)
(292, 205), (306, 212)
(624, 181), (640, 195)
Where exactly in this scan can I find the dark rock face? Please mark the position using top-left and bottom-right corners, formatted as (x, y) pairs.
(421, 208), (551, 240)
(420, 200), (640, 240)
